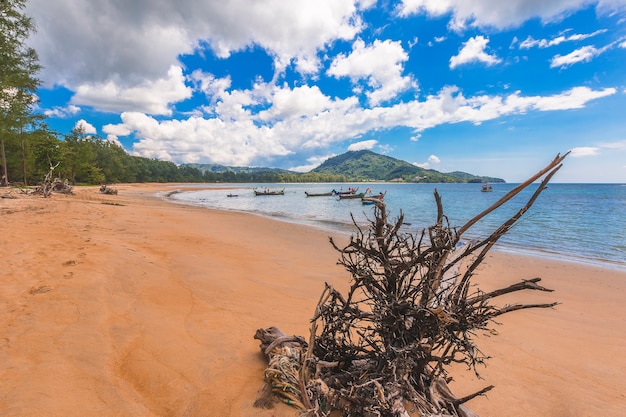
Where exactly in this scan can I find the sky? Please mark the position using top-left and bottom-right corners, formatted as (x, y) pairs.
(25, 0), (626, 183)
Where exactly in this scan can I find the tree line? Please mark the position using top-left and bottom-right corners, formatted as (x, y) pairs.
(2, 124), (353, 185)
(1, 1), (353, 187)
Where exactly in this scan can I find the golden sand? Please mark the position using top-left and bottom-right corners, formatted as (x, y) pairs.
(1, 184), (624, 416)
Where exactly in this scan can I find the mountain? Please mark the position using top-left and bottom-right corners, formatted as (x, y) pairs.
(182, 151), (505, 183)
(311, 150), (505, 183)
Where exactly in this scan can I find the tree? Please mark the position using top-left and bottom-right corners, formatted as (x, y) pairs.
(254, 153), (568, 417)
(23, 123), (59, 183)
(0, 0), (42, 186)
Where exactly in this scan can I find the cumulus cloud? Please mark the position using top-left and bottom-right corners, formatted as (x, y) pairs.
(289, 154), (336, 172)
(397, 0), (625, 30)
(44, 105), (80, 118)
(22, 0), (624, 171)
(348, 139), (378, 151)
(101, 84), (616, 165)
(189, 71), (232, 105)
(105, 135), (123, 147)
(258, 85), (334, 121)
(25, 0), (372, 118)
(75, 119), (97, 135)
(328, 38), (416, 105)
(71, 66), (192, 115)
(413, 154), (441, 168)
(108, 111), (292, 166)
(450, 36), (501, 69)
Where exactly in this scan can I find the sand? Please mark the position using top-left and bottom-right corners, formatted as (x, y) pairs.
(0, 184), (624, 417)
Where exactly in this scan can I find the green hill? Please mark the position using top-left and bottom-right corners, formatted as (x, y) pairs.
(312, 150), (505, 183)
(181, 150), (505, 183)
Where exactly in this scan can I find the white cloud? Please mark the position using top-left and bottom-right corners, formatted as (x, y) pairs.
(102, 123), (132, 137)
(75, 119), (97, 135)
(44, 105), (80, 118)
(289, 154), (336, 172)
(258, 85), (334, 121)
(71, 66), (192, 115)
(348, 140), (378, 151)
(550, 45), (606, 68)
(397, 0), (626, 30)
(599, 139), (626, 150)
(450, 36), (501, 69)
(328, 38), (416, 105)
(414, 154), (441, 168)
(25, 0), (373, 118)
(105, 134), (123, 147)
(26, 0), (369, 88)
(519, 29), (607, 49)
(568, 141), (626, 159)
(569, 146), (600, 157)
(101, 84), (616, 166)
(110, 111), (292, 166)
(532, 86), (616, 110)
(190, 71), (232, 105)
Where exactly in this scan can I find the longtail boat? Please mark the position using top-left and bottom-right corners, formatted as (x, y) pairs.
(338, 192), (365, 200)
(362, 192), (385, 205)
(305, 190), (335, 197)
(253, 188), (285, 196)
(335, 187), (359, 196)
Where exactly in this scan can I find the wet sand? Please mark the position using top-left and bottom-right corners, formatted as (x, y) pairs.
(1, 184), (624, 416)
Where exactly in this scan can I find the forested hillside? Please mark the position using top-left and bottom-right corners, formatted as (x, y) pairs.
(312, 150), (505, 183)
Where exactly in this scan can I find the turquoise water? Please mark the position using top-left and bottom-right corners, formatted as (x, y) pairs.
(168, 183), (626, 270)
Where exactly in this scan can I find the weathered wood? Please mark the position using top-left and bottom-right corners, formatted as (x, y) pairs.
(99, 184), (118, 195)
(255, 154), (567, 417)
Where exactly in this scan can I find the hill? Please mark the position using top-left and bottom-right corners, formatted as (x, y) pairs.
(181, 151), (505, 183)
(311, 150), (505, 183)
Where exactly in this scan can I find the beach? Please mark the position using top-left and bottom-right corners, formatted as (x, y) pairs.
(1, 184), (625, 417)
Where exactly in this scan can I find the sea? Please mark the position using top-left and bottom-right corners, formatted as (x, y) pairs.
(166, 182), (626, 270)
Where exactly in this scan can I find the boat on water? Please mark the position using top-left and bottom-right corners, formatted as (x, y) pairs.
(481, 183), (493, 192)
(362, 192), (385, 205)
(305, 190), (336, 197)
(253, 188), (285, 196)
(338, 192), (365, 200)
(226, 193), (238, 197)
(335, 187), (359, 196)
(362, 188), (385, 205)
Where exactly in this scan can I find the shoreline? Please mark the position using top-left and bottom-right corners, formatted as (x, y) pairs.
(160, 184), (626, 272)
(1, 183), (625, 416)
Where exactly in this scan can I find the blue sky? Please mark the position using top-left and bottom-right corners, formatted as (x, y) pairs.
(26, 0), (626, 182)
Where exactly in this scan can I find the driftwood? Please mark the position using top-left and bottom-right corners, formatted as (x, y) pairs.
(255, 153), (568, 417)
(99, 184), (118, 195)
(32, 162), (73, 197)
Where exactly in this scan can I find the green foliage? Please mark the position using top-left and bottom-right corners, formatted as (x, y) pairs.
(312, 150), (505, 183)
(0, 0), (43, 185)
